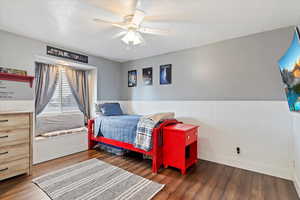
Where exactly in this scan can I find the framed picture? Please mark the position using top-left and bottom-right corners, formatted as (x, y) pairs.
(278, 27), (300, 112)
(142, 67), (153, 85)
(160, 64), (172, 85)
(128, 70), (137, 87)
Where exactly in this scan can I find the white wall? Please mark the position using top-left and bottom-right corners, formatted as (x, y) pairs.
(111, 100), (294, 180)
(293, 113), (300, 196)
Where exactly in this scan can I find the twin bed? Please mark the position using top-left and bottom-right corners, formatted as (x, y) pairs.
(88, 103), (177, 173)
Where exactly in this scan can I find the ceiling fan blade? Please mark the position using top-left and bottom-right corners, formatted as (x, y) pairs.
(94, 18), (128, 30)
(132, 9), (145, 26)
(139, 27), (170, 35)
(112, 23), (128, 30)
(93, 18), (116, 24)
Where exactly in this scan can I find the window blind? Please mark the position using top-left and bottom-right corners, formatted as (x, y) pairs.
(43, 68), (80, 113)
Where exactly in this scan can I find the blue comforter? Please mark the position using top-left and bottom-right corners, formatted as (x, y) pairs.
(94, 115), (141, 144)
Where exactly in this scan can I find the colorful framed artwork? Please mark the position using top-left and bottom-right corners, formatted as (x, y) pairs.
(278, 27), (300, 112)
(128, 70), (137, 87)
(160, 64), (172, 85)
(143, 67), (153, 85)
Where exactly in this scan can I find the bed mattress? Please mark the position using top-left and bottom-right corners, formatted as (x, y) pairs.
(94, 115), (141, 144)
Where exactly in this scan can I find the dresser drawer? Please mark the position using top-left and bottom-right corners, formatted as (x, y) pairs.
(0, 143), (29, 164)
(0, 158), (29, 181)
(185, 129), (197, 146)
(0, 128), (29, 147)
(0, 114), (29, 131)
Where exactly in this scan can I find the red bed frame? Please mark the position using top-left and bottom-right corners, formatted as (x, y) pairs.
(88, 119), (178, 173)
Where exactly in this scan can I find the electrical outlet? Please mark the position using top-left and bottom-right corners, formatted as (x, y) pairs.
(236, 147), (240, 154)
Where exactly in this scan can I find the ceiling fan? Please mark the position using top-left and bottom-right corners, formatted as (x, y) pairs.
(93, 0), (169, 47)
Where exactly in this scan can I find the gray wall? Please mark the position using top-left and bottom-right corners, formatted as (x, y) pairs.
(1, 27), (294, 101)
(121, 27), (293, 101)
(0, 30), (122, 101)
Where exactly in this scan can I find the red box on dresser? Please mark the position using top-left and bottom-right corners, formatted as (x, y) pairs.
(163, 123), (198, 174)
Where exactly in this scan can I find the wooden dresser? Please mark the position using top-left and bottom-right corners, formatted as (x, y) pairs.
(0, 112), (33, 181)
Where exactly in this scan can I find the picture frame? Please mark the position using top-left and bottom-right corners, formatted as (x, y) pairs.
(160, 64), (172, 85)
(142, 67), (153, 85)
(278, 28), (300, 112)
(128, 70), (137, 87)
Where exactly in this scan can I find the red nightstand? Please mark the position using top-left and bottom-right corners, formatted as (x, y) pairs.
(163, 123), (198, 174)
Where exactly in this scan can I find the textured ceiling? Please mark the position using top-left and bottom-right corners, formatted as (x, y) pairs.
(0, 0), (300, 62)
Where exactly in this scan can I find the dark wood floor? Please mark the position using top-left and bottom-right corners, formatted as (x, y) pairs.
(0, 149), (298, 200)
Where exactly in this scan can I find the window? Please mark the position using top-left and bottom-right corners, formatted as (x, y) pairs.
(43, 68), (80, 114)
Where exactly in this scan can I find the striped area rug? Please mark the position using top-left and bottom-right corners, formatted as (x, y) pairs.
(33, 158), (164, 200)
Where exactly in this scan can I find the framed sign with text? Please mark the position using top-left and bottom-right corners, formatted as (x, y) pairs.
(47, 46), (88, 63)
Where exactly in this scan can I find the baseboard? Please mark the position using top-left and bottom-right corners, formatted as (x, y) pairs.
(199, 154), (292, 180)
(294, 174), (300, 198)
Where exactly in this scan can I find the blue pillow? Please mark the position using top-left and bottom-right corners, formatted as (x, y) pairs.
(100, 103), (123, 116)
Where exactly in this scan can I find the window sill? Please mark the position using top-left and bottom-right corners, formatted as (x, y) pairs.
(38, 111), (83, 117)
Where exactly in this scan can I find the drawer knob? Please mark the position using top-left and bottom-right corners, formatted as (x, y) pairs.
(0, 167), (8, 172)
(0, 135), (8, 139)
(0, 151), (8, 155)
(0, 120), (8, 123)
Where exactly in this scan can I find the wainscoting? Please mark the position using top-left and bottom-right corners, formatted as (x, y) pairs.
(101, 100), (294, 180)
(2, 100), (295, 181)
(293, 113), (300, 197)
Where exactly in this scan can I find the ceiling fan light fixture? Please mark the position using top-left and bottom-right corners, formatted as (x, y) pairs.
(93, 0), (169, 48)
(121, 29), (142, 46)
